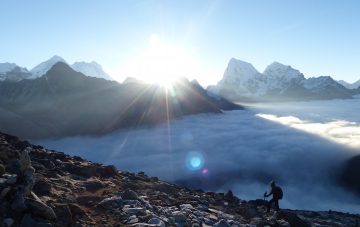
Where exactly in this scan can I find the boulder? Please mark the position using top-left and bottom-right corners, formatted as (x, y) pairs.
(148, 218), (166, 227)
(0, 177), (6, 185)
(68, 203), (91, 221)
(213, 219), (231, 227)
(0, 187), (11, 199)
(5, 174), (17, 185)
(33, 178), (52, 196)
(172, 211), (187, 223)
(27, 199), (57, 220)
(82, 179), (105, 192)
(277, 210), (311, 227)
(180, 204), (194, 210)
(98, 165), (118, 177)
(65, 163), (97, 178)
(97, 196), (123, 209)
(123, 207), (147, 216)
(122, 189), (139, 200)
(53, 204), (73, 226)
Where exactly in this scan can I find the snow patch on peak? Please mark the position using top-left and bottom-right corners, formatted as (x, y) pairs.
(49, 55), (65, 62)
(30, 55), (67, 79)
(212, 58), (267, 98)
(0, 63), (17, 74)
(0, 63), (31, 81)
(264, 62), (304, 81)
(225, 58), (260, 80)
(71, 61), (112, 81)
(302, 76), (338, 90)
(337, 79), (360, 89)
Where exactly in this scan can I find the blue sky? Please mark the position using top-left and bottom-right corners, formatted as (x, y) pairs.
(0, 0), (359, 85)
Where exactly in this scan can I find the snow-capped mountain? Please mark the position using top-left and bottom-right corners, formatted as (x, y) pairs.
(1, 56), (113, 82)
(30, 55), (66, 79)
(337, 79), (360, 89)
(0, 63), (17, 75)
(71, 61), (113, 80)
(263, 62), (305, 92)
(27, 56), (113, 81)
(209, 58), (356, 101)
(303, 76), (344, 91)
(209, 58), (267, 100)
(0, 63), (31, 81)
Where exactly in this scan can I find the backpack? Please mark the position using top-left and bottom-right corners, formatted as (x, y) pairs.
(274, 186), (283, 200)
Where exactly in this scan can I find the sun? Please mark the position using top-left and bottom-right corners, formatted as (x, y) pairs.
(123, 34), (199, 88)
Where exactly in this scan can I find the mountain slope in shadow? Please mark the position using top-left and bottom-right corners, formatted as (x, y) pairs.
(0, 62), (243, 139)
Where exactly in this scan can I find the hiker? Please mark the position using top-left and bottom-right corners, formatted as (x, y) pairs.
(264, 180), (283, 212)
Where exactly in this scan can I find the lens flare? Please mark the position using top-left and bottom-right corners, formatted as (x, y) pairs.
(190, 157), (201, 168)
(202, 168), (209, 174)
(185, 151), (204, 171)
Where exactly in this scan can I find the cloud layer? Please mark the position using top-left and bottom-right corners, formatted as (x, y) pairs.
(37, 96), (360, 213)
(257, 114), (360, 149)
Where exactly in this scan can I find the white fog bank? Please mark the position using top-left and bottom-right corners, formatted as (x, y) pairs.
(37, 96), (360, 213)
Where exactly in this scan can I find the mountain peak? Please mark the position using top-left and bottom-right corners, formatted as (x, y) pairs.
(0, 63), (31, 81)
(30, 55), (67, 79)
(263, 61), (304, 81)
(337, 79), (360, 89)
(225, 58), (261, 79)
(267, 61), (289, 69)
(0, 63), (18, 74)
(71, 61), (112, 80)
(228, 58), (258, 71)
(49, 55), (66, 62)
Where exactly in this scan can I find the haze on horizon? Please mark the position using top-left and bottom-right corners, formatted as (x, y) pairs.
(1, 0), (360, 86)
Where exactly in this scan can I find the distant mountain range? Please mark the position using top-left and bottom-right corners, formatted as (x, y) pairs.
(208, 58), (360, 102)
(0, 55), (113, 81)
(337, 79), (360, 90)
(0, 62), (242, 139)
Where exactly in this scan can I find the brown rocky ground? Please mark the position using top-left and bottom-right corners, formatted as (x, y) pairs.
(0, 132), (359, 227)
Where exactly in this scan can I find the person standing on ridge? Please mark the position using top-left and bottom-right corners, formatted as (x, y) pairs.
(264, 180), (283, 212)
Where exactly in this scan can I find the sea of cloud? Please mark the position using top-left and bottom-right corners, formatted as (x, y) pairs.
(37, 96), (360, 213)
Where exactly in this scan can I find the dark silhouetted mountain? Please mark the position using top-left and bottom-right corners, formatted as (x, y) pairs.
(0, 62), (242, 139)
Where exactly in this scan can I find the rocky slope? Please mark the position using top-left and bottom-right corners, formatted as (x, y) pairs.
(1, 132), (359, 227)
(208, 58), (358, 102)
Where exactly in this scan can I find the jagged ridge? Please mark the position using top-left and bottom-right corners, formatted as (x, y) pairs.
(208, 58), (360, 102)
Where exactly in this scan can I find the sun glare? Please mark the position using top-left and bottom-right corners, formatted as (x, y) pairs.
(123, 34), (200, 88)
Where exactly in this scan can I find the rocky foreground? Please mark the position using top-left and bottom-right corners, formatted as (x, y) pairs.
(0, 132), (359, 227)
